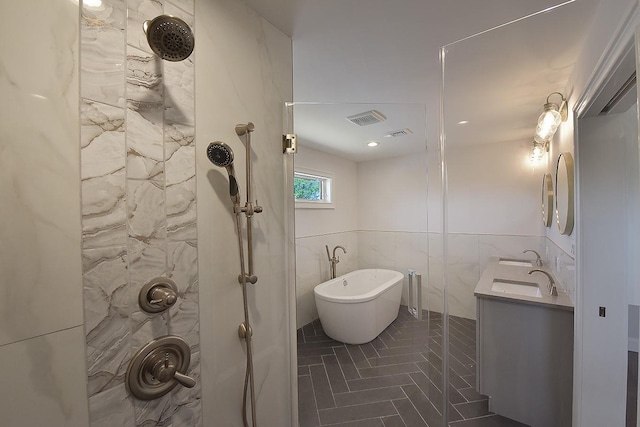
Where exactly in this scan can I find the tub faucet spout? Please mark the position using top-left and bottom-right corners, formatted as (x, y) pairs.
(326, 245), (347, 279)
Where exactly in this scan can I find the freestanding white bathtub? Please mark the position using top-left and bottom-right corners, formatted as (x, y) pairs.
(313, 269), (404, 344)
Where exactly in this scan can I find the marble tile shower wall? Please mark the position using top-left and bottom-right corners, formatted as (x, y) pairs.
(80, 1), (200, 426)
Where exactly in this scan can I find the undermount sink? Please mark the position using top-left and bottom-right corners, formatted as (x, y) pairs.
(498, 258), (533, 267)
(491, 279), (542, 298)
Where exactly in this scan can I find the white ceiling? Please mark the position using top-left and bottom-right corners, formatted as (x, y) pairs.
(243, 0), (600, 159)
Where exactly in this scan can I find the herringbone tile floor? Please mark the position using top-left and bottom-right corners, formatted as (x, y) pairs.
(297, 306), (528, 427)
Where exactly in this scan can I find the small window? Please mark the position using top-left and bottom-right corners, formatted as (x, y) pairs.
(294, 168), (334, 209)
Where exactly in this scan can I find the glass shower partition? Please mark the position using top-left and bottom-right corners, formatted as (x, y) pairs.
(286, 102), (448, 426)
(439, 2), (599, 425)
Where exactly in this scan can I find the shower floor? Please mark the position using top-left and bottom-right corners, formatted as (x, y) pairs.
(297, 306), (528, 427)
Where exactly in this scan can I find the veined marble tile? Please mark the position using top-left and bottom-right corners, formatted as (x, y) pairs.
(127, 179), (167, 241)
(167, 0), (195, 15)
(171, 351), (202, 426)
(82, 173), (128, 248)
(134, 390), (172, 427)
(127, 0), (163, 54)
(81, 100), (127, 247)
(126, 109), (165, 180)
(130, 309), (170, 353)
(0, 327), (90, 426)
(89, 384), (135, 427)
(82, 246), (130, 396)
(166, 179), (197, 241)
(165, 122), (195, 148)
(166, 145), (195, 185)
(81, 5), (125, 106)
(83, 0), (126, 29)
(168, 241), (199, 347)
(81, 99), (125, 154)
(128, 238), (167, 287)
(126, 45), (163, 109)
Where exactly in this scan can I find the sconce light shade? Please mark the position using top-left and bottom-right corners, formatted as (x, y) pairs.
(534, 92), (567, 143)
(529, 141), (546, 162)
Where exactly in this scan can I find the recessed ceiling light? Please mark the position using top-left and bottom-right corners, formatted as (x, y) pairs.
(458, 120), (469, 125)
(367, 141), (379, 147)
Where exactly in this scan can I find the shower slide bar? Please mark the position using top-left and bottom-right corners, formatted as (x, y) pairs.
(407, 269), (423, 320)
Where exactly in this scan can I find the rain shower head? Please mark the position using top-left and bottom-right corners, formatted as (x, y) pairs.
(207, 142), (240, 205)
(143, 15), (194, 62)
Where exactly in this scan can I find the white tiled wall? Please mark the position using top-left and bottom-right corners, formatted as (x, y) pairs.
(0, 0), (90, 425)
(195, 0), (294, 425)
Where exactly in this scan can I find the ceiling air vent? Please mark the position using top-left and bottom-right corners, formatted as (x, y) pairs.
(346, 110), (386, 126)
(385, 128), (413, 138)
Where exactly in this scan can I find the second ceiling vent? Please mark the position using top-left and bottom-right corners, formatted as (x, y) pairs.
(346, 110), (386, 126)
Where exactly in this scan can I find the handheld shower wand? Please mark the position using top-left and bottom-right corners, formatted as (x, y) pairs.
(206, 129), (262, 427)
(206, 142), (241, 206)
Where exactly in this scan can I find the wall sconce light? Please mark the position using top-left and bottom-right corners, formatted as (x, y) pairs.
(534, 92), (568, 143)
(529, 140), (547, 162)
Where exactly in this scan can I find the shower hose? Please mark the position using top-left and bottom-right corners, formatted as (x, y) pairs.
(234, 211), (258, 427)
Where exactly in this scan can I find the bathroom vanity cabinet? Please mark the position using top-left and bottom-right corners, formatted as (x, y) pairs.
(474, 259), (574, 427)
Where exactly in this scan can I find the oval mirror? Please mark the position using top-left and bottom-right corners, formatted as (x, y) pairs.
(542, 173), (553, 227)
(555, 152), (574, 235)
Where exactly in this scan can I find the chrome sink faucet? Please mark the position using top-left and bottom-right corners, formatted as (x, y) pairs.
(326, 245), (346, 279)
(528, 269), (558, 296)
(523, 249), (543, 267)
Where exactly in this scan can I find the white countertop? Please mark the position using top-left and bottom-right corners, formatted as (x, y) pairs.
(474, 257), (574, 311)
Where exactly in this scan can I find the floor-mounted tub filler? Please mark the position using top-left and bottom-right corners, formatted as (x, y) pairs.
(314, 269), (404, 344)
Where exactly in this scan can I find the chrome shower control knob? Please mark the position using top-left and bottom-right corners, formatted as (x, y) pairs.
(126, 335), (195, 400)
(139, 277), (179, 313)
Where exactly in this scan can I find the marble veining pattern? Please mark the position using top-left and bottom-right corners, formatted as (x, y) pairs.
(80, 0), (200, 425)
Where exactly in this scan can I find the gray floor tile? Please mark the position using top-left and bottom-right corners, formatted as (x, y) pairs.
(318, 401), (397, 425)
(359, 342), (380, 359)
(346, 344), (371, 369)
(323, 354), (349, 394)
(334, 347), (360, 380)
(334, 386), (405, 407)
(297, 307), (525, 427)
(310, 364), (336, 410)
(391, 398), (427, 427)
(347, 374), (414, 392)
(358, 363), (421, 378)
(376, 344), (430, 358)
(367, 353), (426, 367)
(381, 414), (406, 427)
(324, 419), (385, 427)
(298, 374), (320, 427)
(402, 384), (443, 426)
